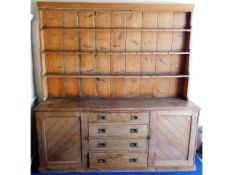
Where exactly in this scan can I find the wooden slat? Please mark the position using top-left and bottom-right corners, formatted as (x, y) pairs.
(141, 31), (157, 51)
(111, 11), (126, 28)
(63, 29), (79, 51)
(172, 32), (187, 51)
(158, 12), (173, 28)
(140, 78), (154, 97)
(96, 30), (110, 51)
(170, 54), (187, 74)
(141, 55), (156, 73)
(61, 10), (78, 28)
(126, 11), (142, 28)
(156, 55), (171, 73)
(157, 32), (173, 51)
(96, 54), (110, 73)
(65, 78), (80, 96)
(80, 54), (95, 73)
(142, 12), (158, 28)
(111, 31), (126, 51)
(125, 78), (140, 97)
(45, 53), (64, 73)
(95, 11), (110, 28)
(79, 11), (94, 28)
(80, 31), (95, 51)
(169, 78), (181, 97)
(154, 78), (170, 97)
(44, 29), (62, 50)
(63, 53), (80, 73)
(47, 77), (65, 97)
(42, 10), (61, 28)
(81, 78), (96, 97)
(110, 54), (125, 73)
(96, 78), (110, 97)
(126, 31), (141, 51)
(173, 12), (189, 29)
(110, 78), (125, 97)
(125, 55), (140, 73)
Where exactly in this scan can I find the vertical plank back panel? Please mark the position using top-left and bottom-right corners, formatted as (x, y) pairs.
(45, 53), (64, 73)
(62, 10), (79, 27)
(47, 77), (65, 97)
(42, 10), (61, 27)
(64, 54), (80, 74)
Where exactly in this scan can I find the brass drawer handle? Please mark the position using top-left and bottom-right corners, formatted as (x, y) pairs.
(98, 142), (107, 148)
(129, 158), (137, 163)
(98, 128), (106, 134)
(130, 128), (138, 133)
(98, 158), (106, 163)
(131, 115), (138, 120)
(98, 115), (107, 121)
(130, 142), (138, 148)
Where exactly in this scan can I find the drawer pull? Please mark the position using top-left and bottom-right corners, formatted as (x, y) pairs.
(130, 142), (138, 148)
(98, 115), (107, 121)
(98, 142), (107, 148)
(130, 128), (138, 133)
(98, 159), (106, 163)
(129, 158), (137, 163)
(98, 128), (106, 134)
(131, 115), (138, 120)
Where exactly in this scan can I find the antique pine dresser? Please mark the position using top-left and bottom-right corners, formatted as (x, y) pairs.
(34, 2), (200, 172)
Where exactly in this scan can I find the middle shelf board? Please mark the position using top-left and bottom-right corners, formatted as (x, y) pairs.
(41, 28), (192, 32)
(44, 73), (189, 78)
(42, 51), (190, 55)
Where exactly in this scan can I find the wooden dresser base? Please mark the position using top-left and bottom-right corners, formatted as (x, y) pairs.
(35, 98), (199, 172)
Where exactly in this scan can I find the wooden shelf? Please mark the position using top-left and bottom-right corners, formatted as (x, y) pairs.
(41, 28), (191, 32)
(44, 73), (189, 78)
(39, 4), (192, 99)
(42, 51), (190, 55)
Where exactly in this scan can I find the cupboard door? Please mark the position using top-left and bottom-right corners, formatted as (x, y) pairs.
(36, 112), (88, 170)
(148, 109), (199, 167)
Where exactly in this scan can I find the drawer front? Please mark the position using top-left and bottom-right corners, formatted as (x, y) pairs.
(89, 138), (148, 151)
(88, 112), (149, 123)
(89, 153), (147, 168)
(89, 124), (148, 137)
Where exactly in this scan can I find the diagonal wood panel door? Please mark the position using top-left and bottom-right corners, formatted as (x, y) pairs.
(155, 115), (191, 165)
(37, 112), (88, 169)
(149, 110), (194, 167)
(44, 116), (81, 162)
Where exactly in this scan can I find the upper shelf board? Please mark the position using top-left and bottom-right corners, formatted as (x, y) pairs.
(37, 2), (194, 12)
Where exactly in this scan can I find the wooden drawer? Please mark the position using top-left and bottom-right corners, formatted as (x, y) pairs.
(89, 138), (148, 151)
(89, 123), (148, 137)
(89, 153), (148, 168)
(88, 112), (149, 123)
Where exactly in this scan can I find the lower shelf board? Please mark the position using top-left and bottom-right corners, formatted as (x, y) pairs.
(39, 165), (196, 173)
